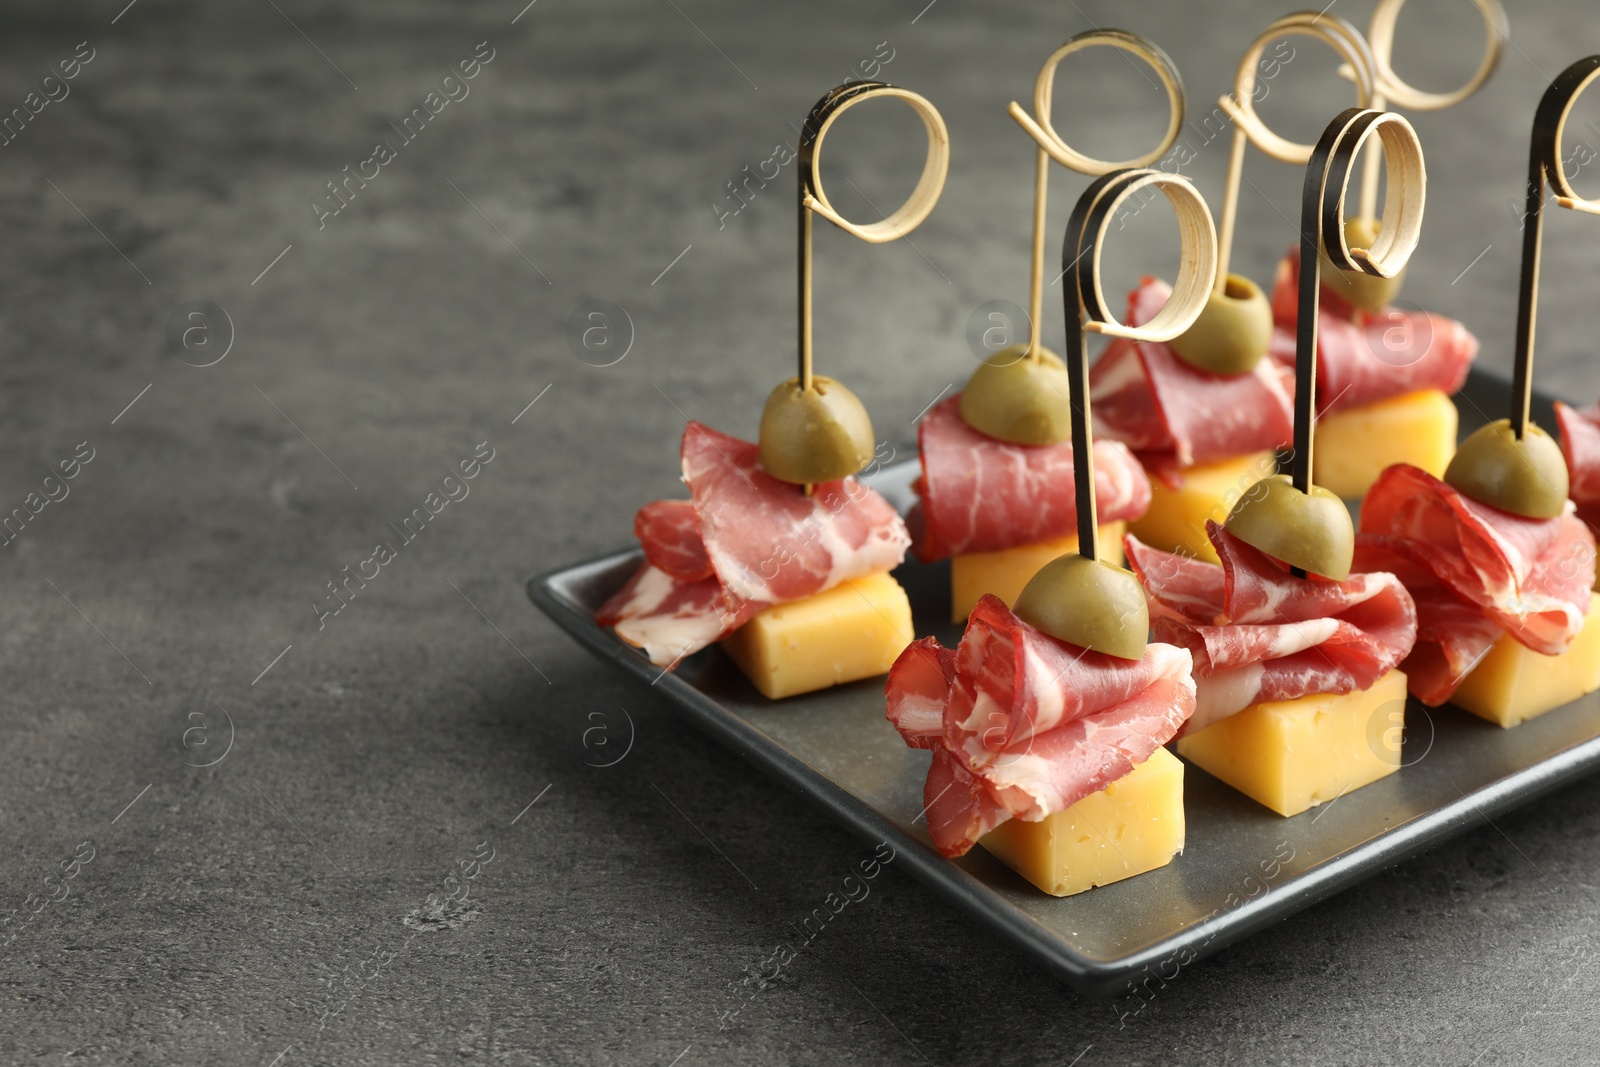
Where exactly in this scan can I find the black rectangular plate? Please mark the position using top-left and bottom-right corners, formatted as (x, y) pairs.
(527, 368), (1600, 997)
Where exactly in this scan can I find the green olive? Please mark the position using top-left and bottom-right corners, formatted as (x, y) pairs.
(1224, 474), (1355, 580)
(1167, 274), (1272, 376)
(1443, 418), (1569, 519)
(1012, 554), (1150, 661)
(958, 345), (1073, 446)
(758, 376), (874, 484)
(1319, 217), (1406, 313)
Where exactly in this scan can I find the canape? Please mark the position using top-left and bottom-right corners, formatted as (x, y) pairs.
(598, 421), (914, 700)
(1130, 519), (1417, 816)
(1355, 462), (1599, 726)
(888, 165), (1216, 894)
(600, 79), (951, 699)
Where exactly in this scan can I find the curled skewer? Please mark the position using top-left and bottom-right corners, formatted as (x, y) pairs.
(796, 81), (949, 388)
(1171, 12), (1376, 374)
(966, 31), (1187, 446)
(1355, 0), (1507, 220)
(1444, 55), (1600, 520)
(1069, 170), (1220, 554)
(1213, 12), (1377, 293)
(1511, 55), (1600, 435)
(762, 81), (950, 492)
(1007, 30), (1185, 360)
(1011, 168), (1217, 659)
(1227, 107), (1425, 581)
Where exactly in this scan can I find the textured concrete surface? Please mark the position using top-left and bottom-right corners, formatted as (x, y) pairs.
(3, 0), (1600, 1063)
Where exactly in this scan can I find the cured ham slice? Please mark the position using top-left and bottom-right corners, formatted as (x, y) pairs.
(1268, 249), (1476, 415)
(1555, 400), (1600, 532)
(885, 595), (1195, 858)
(1352, 534), (1506, 705)
(1126, 523), (1416, 733)
(911, 396), (1150, 562)
(1358, 463), (1594, 659)
(595, 564), (762, 668)
(635, 500), (712, 581)
(599, 422), (910, 667)
(1091, 277), (1295, 471)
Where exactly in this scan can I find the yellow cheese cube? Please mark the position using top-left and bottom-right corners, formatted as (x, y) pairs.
(1128, 451), (1278, 564)
(980, 747), (1185, 897)
(721, 572), (912, 700)
(1176, 669), (1408, 817)
(1313, 388), (1457, 500)
(950, 522), (1125, 622)
(1452, 594), (1600, 728)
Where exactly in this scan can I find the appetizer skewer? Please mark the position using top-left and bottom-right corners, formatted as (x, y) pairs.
(1098, 12), (1373, 563)
(600, 82), (951, 699)
(1268, 0), (1504, 499)
(1357, 57), (1600, 726)
(909, 31), (1172, 621)
(888, 167), (1217, 896)
(1132, 108), (1425, 818)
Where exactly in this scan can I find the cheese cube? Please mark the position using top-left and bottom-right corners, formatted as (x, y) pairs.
(1313, 389), (1457, 500)
(721, 572), (912, 700)
(950, 522), (1125, 622)
(1176, 669), (1408, 817)
(1128, 451), (1278, 564)
(1451, 594), (1600, 727)
(980, 747), (1185, 897)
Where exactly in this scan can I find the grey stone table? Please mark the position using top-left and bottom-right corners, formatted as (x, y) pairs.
(4, 0), (1600, 1063)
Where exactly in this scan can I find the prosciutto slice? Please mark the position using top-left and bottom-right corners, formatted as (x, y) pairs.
(1358, 463), (1594, 660)
(911, 396), (1150, 561)
(1555, 400), (1600, 532)
(1126, 523), (1416, 733)
(635, 500), (712, 581)
(598, 422), (910, 667)
(1352, 534), (1506, 705)
(1091, 277), (1295, 473)
(885, 595), (1195, 858)
(1268, 248), (1476, 415)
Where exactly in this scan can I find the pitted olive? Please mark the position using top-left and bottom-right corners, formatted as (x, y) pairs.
(1225, 474), (1355, 580)
(1012, 554), (1150, 661)
(958, 345), (1074, 446)
(1444, 418), (1569, 519)
(1168, 273), (1272, 376)
(758, 376), (874, 484)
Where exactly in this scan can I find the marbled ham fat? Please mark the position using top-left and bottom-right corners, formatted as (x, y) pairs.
(1126, 522), (1417, 733)
(598, 422), (910, 667)
(885, 596), (1195, 858)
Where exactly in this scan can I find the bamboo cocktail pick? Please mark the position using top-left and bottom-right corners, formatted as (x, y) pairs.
(1226, 107), (1426, 580)
(959, 30), (1184, 446)
(1173, 12), (1378, 374)
(1011, 169), (1218, 659)
(1330, 0), (1507, 312)
(1442, 56), (1600, 519)
(1355, 0), (1507, 221)
(759, 81), (950, 494)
